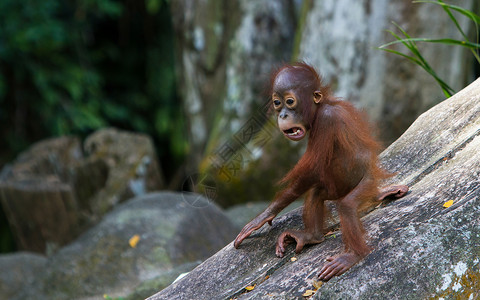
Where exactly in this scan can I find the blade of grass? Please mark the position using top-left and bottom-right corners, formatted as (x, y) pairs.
(439, 0), (480, 64)
(389, 23), (468, 93)
(381, 36), (480, 65)
(438, 1), (468, 39)
(414, 1), (480, 24)
(391, 22), (417, 49)
(385, 24), (431, 71)
(381, 29), (418, 54)
(380, 44), (453, 96)
(378, 47), (422, 65)
(379, 1), (480, 97)
(379, 25), (455, 96)
(414, 0), (480, 64)
(391, 23), (444, 85)
(380, 38), (480, 50)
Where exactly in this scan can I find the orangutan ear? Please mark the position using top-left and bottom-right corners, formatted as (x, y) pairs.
(313, 91), (323, 104)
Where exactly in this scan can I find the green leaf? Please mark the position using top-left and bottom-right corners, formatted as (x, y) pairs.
(380, 38), (480, 50)
(414, 1), (480, 24)
(379, 23), (456, 97)
(377, 46), (422, 65)
(438, 1), (468, 40)
(102, 100), (129, 121)
(146, 0), (163, 14)
(69, 105), (106, 131)
(155, 109), (171, 134)
(96, 0), (123, 17)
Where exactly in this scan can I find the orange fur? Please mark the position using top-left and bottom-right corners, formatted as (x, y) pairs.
(235, 63), (407, 281)
(271, 63), (388, 256)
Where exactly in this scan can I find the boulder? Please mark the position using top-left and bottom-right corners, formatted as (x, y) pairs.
(0, 252), (46, 300)
(2, 192), (237, 300)
(83, 128), (165, 215)
(148, 79), (480, 299)
(0, 128), (164, 253)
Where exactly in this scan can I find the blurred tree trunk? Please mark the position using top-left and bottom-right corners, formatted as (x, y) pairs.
(297, 0), (478, 144)
(170, 0), (297, 177)
(171, 0), (478, 206)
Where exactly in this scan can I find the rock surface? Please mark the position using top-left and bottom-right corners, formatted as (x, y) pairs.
(0, 252), (46, 300)
(0, 127), (164, 253)
(148, 79), (480, 299)
(0, 191), (237, 300)
(84, 128), (165, 215)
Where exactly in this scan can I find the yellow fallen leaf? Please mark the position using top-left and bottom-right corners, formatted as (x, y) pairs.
(312, 279), (324, 289)
(245, 285), (255, 291)
(129, 234), (140, 248)
(291, 257), (297, 262)
(443, 200), (454, 208)
(302, 289), (315, 297)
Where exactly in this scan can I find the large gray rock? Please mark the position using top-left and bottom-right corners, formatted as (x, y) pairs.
(0, 127), (164, 253)
(84, 128), (165, 215)
(148, 79), (480, 299)
(2, 191), (237, 300)
(0, 252), (46, 300)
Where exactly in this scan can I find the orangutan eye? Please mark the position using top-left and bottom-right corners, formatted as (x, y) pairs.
(273, 99), (282, 107)
(285, 98), (296, 108)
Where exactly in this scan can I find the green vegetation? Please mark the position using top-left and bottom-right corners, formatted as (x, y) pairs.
(379, 0), (480, 97)
(0, 0), (186, 253)
(0, 0), (186, 176)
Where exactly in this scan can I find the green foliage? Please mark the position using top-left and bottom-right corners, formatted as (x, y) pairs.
(0, 0), (186, 171)
(379, 0), (480, 98)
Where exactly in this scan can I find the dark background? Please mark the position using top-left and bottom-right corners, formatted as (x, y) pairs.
(0, 0), (184, 252)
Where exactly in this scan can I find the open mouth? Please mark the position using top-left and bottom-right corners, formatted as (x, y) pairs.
(283, 126), (306, 140)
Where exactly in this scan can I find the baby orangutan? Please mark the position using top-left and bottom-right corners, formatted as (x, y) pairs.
(234, 62), (408, 281)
